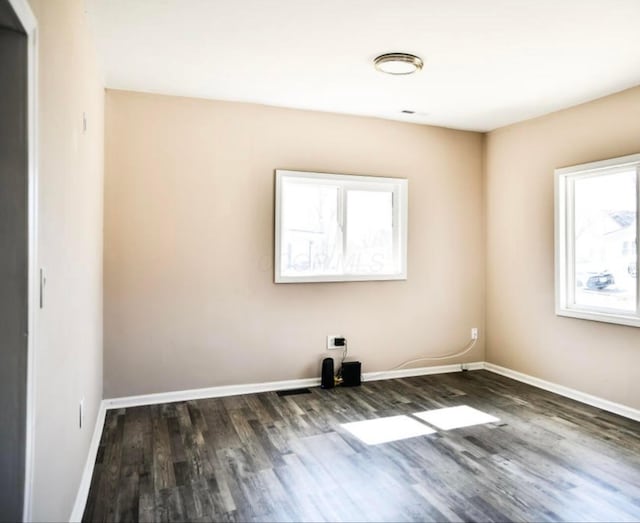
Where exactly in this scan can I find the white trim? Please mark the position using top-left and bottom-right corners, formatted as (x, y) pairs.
(8, 0), (37, 32)
(7, 0), (39, 521)
(103, 363), (483, 409)
(483, 362), (640, 422)
(554, 153), (640, 328)
(362, 361), (485, 381)
(274, 169), (408, 283)
(554, 153), (640, 176)
(103, 360), (640, 423)
(105, 377), (321, 409)
(69, 402), (107, 523)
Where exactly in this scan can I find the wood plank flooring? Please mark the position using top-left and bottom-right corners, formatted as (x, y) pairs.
(83, 371), (640, 522)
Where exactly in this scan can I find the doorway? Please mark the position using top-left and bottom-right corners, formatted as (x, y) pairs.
(0, 0), (28, 520)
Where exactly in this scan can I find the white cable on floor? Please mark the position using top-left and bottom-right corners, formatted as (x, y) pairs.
(389, 337), (477, 370)
(362, 336), (478, 379)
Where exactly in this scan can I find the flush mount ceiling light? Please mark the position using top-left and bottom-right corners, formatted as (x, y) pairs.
(374, 52), (423, 75)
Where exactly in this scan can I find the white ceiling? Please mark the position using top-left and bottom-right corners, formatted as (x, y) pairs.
(85, 0), (640, 132)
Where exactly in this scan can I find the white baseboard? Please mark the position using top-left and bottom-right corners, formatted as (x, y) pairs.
(363, 361), (485, 381)
(483, 362), (640, 422)
(69, 400), (107, 522)
(105, 377), (321, 409)
(104, 362), (485, 410)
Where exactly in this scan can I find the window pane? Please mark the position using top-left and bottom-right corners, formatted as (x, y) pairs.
(345, 190), (394, 275)
(280, 182), (342, 276)
(275, 170), (407, 283)
(573, 170), (637, 311)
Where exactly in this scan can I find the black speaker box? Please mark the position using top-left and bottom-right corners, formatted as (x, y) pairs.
(341, 361), (361, 387)
(321, 358), (334, 389)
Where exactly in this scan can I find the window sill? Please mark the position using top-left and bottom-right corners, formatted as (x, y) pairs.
(556, 307), (640, 328)
(275, 272), (407, 284)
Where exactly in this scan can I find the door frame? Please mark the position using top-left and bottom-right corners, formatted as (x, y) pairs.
(7, 0), (38, 520)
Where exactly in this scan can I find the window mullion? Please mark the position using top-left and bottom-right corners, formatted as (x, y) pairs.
(636, 167), (640, 317)
(392, 189), (399, 269)
(566, 177), (576, 308)
(340, 186), (348, 273)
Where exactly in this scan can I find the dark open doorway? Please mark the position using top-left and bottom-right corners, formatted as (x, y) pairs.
(0, 0), (28, 520)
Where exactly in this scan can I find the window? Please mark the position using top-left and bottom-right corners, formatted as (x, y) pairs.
(555, 153), (640, 327)
(275, 170), (408, 283)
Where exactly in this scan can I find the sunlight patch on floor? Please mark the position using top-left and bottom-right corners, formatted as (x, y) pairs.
(413, 405), (499, 430)
(341, 415), (436, 445)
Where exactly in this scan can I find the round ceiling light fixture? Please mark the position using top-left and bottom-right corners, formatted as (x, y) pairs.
(374, 52), (423, 75)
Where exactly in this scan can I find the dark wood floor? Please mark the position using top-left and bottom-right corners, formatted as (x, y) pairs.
(83, 370), (640, 522)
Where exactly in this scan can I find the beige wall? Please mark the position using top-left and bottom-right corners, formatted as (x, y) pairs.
(28, 0), (104, 520)
(486, 86), (640, 410)
(20, 2), (640, 516)
(104, 90), (485, 397)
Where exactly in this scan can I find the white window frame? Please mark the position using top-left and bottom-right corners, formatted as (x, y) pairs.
(275, 170), (408, 283)
(555, 153), (640, 327)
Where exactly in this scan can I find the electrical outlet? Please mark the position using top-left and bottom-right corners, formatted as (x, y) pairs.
(79, 399), (84, 429)
(327, 335), (345, 350)
(471, 328), (479, 340)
